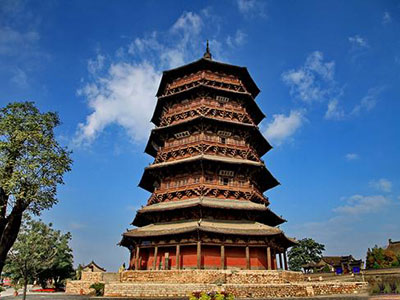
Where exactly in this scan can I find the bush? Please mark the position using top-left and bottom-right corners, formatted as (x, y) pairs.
(383, 283), (392, 294)
(0, 286), (5, 292)
(396, 282), (400, 294)
(189, 291), (235, 300)
(370, 283), (380, 295)
(89, 282), (104, 296)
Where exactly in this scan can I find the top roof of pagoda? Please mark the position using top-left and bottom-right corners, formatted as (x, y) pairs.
(156, 57), (261, 98)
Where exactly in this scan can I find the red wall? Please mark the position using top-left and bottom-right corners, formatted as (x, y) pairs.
(135, 245), (276, 270)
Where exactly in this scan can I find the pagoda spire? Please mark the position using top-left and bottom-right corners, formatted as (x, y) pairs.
(203, 40), (212, 60)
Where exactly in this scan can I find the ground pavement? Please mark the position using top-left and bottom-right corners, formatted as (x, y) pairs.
(1, 293), (397, 300)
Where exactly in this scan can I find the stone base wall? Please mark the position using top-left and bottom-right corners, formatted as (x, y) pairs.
(81, 271), (104, 282)
(67, 269), (367, 298)
(228, 270), (304, 284)
(120, 269), (303, 284)
(104, 282), (368, 298)
(65, 280), (96, 295)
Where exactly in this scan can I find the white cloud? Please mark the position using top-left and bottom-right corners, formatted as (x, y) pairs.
(263, 110), (305, 145)
(10, 67), (28, 88)
(348, 35), (368, 49)
(236, 0), (266, 18)
(171, 11), (203, 37)
(351, 87), (383, 115)
(226, 30), (247, 48)
(75, 62), (160, 145)
(370, 178), (392, 193)
(88, 54), (106, 75)
(0, 26), (39, 56)
(383, 11), (392, 24)
(325, 99), (344, 120)
(76, 10), (242, 146)
(333, 194), (390, 215)
(282, 51), (335, 103)
(345, 153), (359, 161)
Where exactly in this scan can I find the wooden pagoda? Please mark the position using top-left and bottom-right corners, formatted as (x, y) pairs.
(120, 44), (296, 271)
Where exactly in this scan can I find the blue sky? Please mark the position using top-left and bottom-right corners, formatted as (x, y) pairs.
(1, 0), (399, 271)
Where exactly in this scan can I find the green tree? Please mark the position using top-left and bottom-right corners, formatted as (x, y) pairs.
(36, 228), (74, 288)
(3, 219), (72, 300)
(287, 238), (325, 271)
(0, 102), (72, 274)
(366, 246), (399, 269)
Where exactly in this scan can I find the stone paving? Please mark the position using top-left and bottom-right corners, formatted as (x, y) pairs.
(0, 293), (382, 300)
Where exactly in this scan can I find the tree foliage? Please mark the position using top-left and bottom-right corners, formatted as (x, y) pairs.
(0, 102), (72, 274)
(366, 246), (400, 269)
(287, 238), (325, 271)
(36, 227), (74, 288)
(3, 219), (73, 300)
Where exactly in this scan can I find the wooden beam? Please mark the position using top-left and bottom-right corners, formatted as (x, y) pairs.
(246, 246), (250, 270)
(153, 246), (158, 270)
(267, 247), (271, 270)
(220, 245), (225, 270)
(284, 250), (288, 270)
(197, 241), (202, 269)
(176, 244), (180, 270)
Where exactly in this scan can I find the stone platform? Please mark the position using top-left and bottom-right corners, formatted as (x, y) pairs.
(66, 270), (368, 298)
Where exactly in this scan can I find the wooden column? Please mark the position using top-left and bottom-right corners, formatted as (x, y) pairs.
(129, 249), (135, 270)
(267, 247), (272, 270)
(273, 250), (278, 270)
(197, 241), (202, 269)
(153, 246), (158, 270)
(246, 246), (250, 270)
(176, 245), (180, 270)
(283, 250), (288, 270)
(135, 246), (140, 270)
(220, 245), (225, 270)
(279, 252), (283, 270)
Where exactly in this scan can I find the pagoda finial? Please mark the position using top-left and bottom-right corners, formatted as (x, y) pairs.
(203, 40), (212, 60)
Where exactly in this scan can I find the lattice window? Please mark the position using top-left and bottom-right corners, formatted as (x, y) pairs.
(174, 131), (190, 139)
(219, 170), (234, 177)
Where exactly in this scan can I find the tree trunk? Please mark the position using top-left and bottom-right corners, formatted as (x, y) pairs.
(23, 277), (28, 300)
(0, 204), (24, 274)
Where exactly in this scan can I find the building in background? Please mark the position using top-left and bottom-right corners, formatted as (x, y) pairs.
(303, 256), (363, 274)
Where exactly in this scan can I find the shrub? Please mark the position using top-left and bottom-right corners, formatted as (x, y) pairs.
(396, 282), (400, 294)
(370, 283), (380, 295)
(89, 282), (104, 296)
(383, 283), (392, 294)
(199, 292), (212, 300)
(389, 282), (397, 294)
(189, 291), (235, 300)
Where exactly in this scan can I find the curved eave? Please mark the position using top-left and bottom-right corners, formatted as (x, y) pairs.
(138, 154), (279, 193)
(156, 58), (260, 99)
(120, 220), (296, 248)
(151, 85), (265, 126)
(144, 116), (272, 158)
(132, 197), (286, 227)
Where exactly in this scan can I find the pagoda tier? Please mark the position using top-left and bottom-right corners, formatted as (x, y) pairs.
(156, 57), (260, 99)
(120, 219), (294, 271)
(121, 46), (296, 271)
(151, 85), (265, 126)
(145, 116), (272, 159)
(132, 198), (286, 227)
(139, 155), (278, 205)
